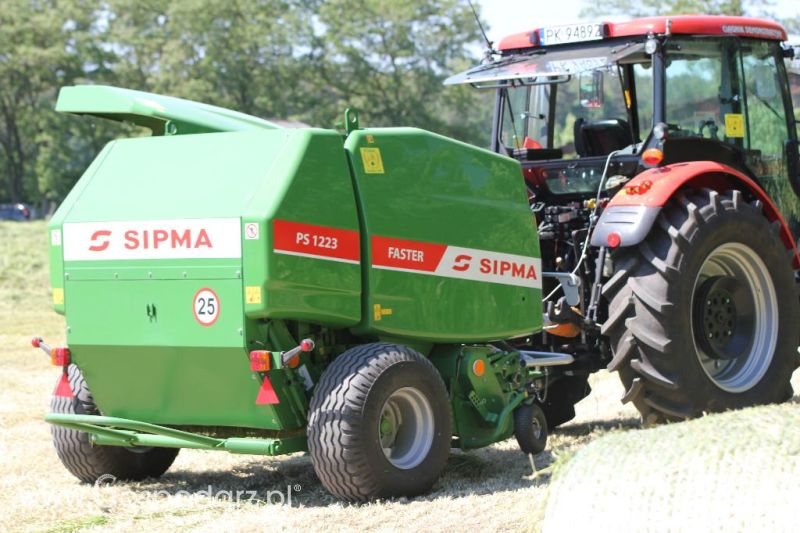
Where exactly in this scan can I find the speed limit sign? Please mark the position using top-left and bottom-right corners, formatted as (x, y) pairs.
(193, 288), (220, 326)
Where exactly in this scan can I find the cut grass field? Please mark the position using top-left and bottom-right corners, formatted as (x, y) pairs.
(1, 220), (797, 532)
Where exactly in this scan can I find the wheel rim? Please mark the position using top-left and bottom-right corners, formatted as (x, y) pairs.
(378, 387), (434, 470)
(530, 415), (543, 440)
(690, 242), (778, 393)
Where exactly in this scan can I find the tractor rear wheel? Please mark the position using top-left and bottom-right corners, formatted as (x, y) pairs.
(50, 364), (179, 483)
(602, 189), (799, 423)
(308, 343), (451, 500)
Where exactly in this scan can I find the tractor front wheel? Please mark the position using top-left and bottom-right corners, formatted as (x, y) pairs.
(603, 189), (799, 423)
(308, 343), (451, 500)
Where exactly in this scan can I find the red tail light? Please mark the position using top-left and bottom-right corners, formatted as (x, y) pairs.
(51, 347), (70, 366)
(249, 350), (272, 372)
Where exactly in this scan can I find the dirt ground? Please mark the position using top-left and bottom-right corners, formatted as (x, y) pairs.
(2, 221), (793, 532)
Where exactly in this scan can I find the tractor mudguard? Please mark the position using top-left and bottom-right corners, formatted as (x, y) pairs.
(590, 161), (800, 267)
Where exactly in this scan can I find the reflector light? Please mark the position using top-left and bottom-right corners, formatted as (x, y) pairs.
(472, 359), (486, 376)
(249, 350), (272, 372)
(31, 337), (41, 348)
(642, 148), (664, 166)
(300, 339), (315, 352)
(54, 373), (73, 398)
(256, 375), (280, 404)
(51, 347), (70, 366)
(607, 232), (622, 248)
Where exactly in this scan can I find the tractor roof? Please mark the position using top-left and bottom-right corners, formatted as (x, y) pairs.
(498, 15), (787, 52)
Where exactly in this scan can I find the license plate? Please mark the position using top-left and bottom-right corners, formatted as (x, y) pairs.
(539, 23), (604, 46)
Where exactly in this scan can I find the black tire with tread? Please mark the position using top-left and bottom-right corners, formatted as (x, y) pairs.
(513, 402), (548, 454)
(603, 188), (799, 423)
(50, 364), (179, 483)
(307, 343), (451, 500)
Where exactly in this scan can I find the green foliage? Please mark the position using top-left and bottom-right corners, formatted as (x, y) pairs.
(0, 0), (489, 205)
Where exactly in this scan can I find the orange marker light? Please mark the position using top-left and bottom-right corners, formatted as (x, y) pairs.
(472, 359), (485, 376)
(51, 347), (70, 367)
(249, 350), (272, 372)
(642, 147), (664, 166)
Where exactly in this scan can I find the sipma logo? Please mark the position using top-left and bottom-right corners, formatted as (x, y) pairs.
(88, 230), (112, 252)
(88, 228), (212, 251)
(63, 218), (242, 261)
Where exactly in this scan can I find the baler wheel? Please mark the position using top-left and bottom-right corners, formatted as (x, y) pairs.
(50, 364), (179, 483)
(602, 188), (799, 423)
(513, 402), (548, 454)
(307, 343), (451, 500)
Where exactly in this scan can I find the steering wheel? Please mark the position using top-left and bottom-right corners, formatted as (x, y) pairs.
(698, 119), (719, 140)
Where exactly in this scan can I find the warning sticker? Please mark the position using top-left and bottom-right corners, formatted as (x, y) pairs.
(245, 285), (262, 304)
(725, 113), (745, 138)
(244, 223), (260, 240)
(193, 288), (220, 326)
(360, 147), (385, 174)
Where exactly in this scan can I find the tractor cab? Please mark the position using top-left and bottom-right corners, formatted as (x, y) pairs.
(447, 16), (800, 230)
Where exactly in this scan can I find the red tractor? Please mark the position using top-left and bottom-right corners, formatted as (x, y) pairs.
(447, 15), (800, 424)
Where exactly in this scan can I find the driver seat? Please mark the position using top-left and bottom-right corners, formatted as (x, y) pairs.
(574, 118), (633, 157)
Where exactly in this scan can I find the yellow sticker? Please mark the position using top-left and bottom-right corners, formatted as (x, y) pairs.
(624, 89), (631, 109)
(725, 113), (744, 138)
(360, 147), (385, 174)
(373, 304), (393, 321)
(245, 286), (262, 305)
(52, 288), (64, 305)
(366, 134), (375, 144)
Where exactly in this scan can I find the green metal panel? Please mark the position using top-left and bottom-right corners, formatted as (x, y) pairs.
(241, 130), (361, 326)
(49, 127), (360, 429)
(344, 128), (542, 342)
(56, 85), (280, 135)
(66, 279), (305, 429)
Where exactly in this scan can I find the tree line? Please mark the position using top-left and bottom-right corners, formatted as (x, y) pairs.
(0, 0), (492, 209)
(1, 0), (797, 210)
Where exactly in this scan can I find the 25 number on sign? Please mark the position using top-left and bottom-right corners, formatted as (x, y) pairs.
(193, 288), (220, 326)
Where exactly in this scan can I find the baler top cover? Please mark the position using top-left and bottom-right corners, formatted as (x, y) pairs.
(56, 85), (281, 135)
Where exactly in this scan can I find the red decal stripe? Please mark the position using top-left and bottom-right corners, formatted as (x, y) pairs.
(371, 236), (447, 272)
(256, 375), (280, 405)
(273, 220), (360, 264)
(54, 373), (73, 398)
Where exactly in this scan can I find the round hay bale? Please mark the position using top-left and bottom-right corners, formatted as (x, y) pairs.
(543, 403), (800, 532)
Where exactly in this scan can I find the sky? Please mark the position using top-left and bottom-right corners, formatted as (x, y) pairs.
(476, 0), (800, 44)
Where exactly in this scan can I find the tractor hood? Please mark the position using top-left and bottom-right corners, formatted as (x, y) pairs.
(56, 85), (281, 135)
